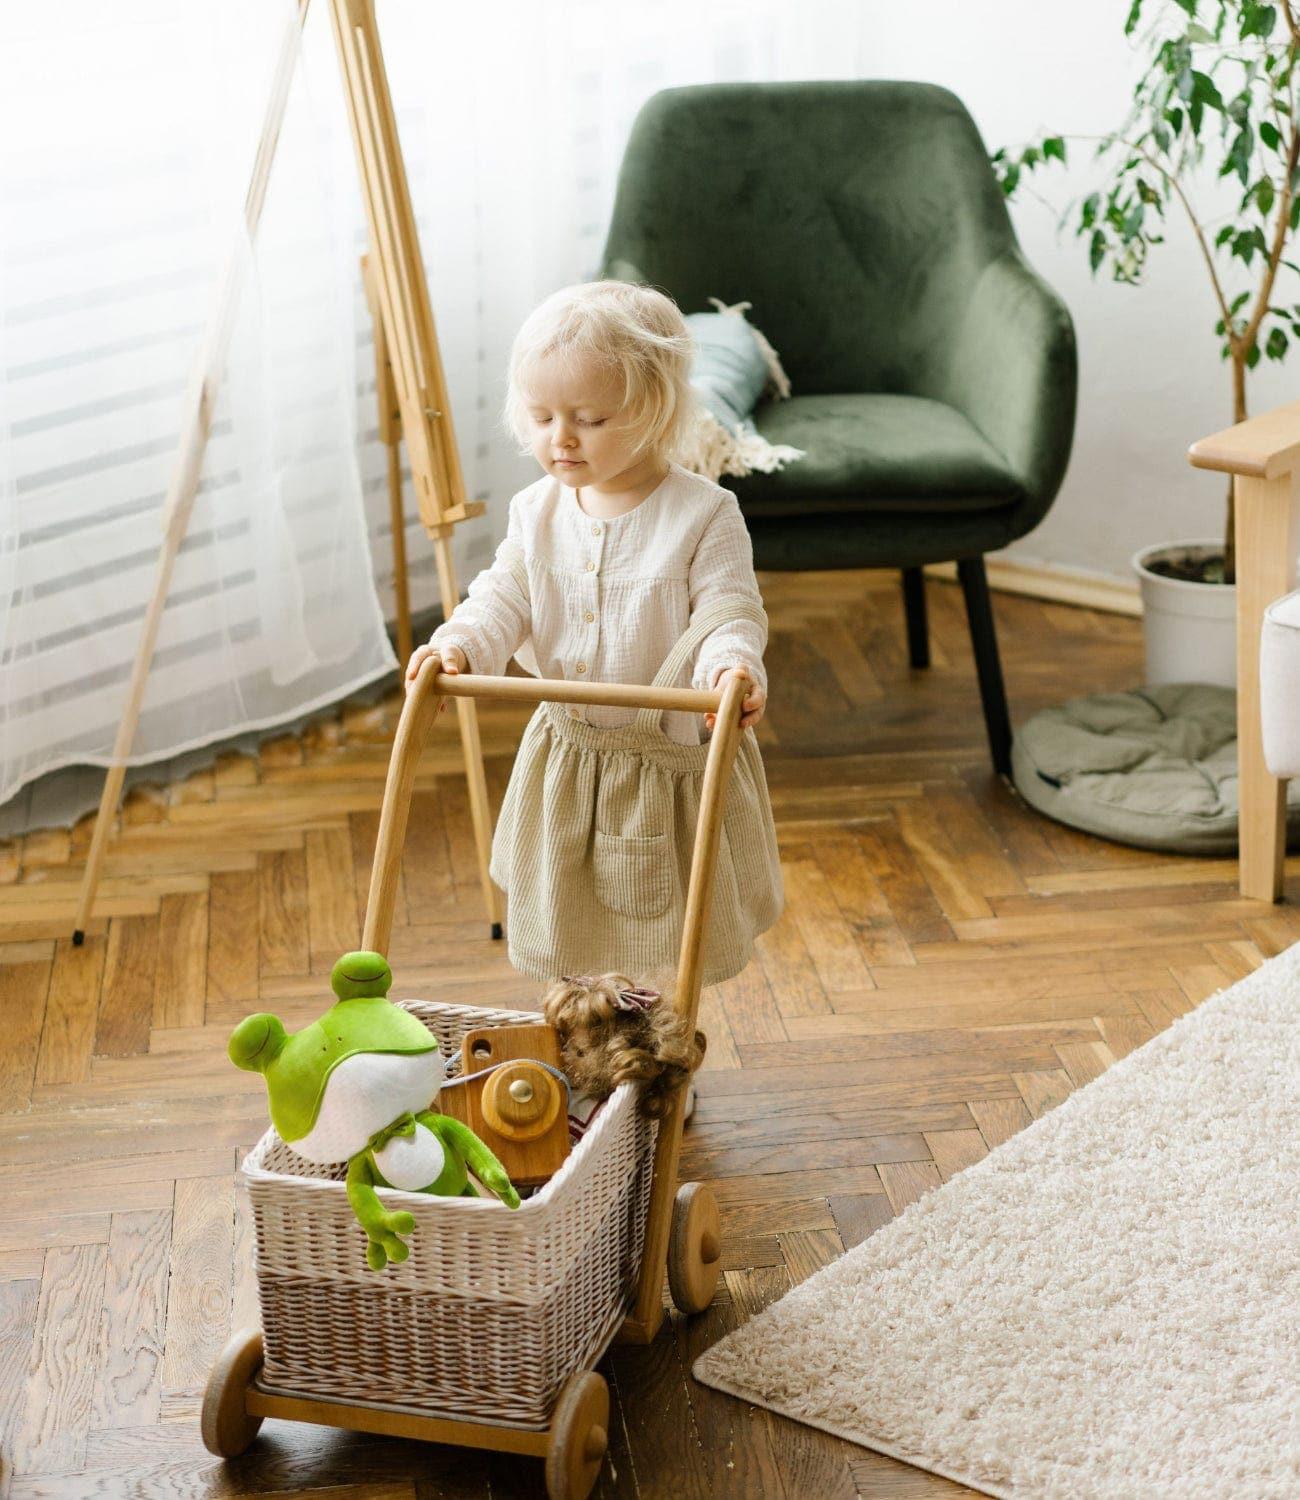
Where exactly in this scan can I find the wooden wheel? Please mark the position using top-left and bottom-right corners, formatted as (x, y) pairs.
(200, 1327), (265, 1458)
(545, 1371), (609, 1500)
(667, 1181), (721, 1315)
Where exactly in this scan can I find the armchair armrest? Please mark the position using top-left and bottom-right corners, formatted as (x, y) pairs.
(931, 251), (1078, 524)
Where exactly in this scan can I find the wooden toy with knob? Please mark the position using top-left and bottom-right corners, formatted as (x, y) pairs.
(440, 1023), (571, 1188)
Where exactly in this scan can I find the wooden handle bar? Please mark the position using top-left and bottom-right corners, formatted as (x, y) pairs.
(425, 666), (731, 715)
(361, 660), (747, 950)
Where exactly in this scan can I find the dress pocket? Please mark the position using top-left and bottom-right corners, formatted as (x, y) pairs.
(593, 830), (671, 919)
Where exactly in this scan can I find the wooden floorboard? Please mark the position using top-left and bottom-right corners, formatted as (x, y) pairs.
(0, 571), (1287, 1497)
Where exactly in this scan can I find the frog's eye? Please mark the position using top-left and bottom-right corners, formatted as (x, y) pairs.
(229, 1012), (287, 1073)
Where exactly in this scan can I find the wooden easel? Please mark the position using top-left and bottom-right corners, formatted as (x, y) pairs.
(72, 0), (503, 943)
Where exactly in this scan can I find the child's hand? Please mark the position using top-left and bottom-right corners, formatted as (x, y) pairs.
(405, 644), (467, 710)
(706, 668), (766, 732)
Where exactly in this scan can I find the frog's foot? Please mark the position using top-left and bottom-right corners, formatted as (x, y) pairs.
(482, 1173), (521, 1210)
(365, 1208), (415, 1271)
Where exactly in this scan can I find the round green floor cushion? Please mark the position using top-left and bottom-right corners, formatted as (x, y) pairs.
(1011, 683), (1300, 853)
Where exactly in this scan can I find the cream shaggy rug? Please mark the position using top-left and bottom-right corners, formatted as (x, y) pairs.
(694, 945), (1300, 1498)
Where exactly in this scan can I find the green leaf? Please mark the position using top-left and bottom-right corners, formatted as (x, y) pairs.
(1089, 230), (1106, 273)
(1267, 326), (1289, 359)
(1001, 163), (1021, 197)
(1216, 224), (1235, 246)
(1186, 21), (1216, 42)
(1125, 0), (1144, 35)
(1230, 290), (1252, 314)
(1257, 177), (1276, 215)
(1261, 120), (1282, 151)
(1172, 0), (1197, 15)
(1221, 126), (1255, 186)
(1166, 106), (1185, 134)
(1247, 341), (1263, 368)
(1190, 71), (1224, 111)
(1043, 136), (1066, 163)
(1241, 3), (1277, 39)
(1232, 226), (1269, 263)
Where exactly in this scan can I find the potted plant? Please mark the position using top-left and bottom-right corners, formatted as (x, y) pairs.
(994, 0), (1300, 686)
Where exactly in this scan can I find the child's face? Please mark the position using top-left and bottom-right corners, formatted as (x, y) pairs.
(522, 352), (657, 491)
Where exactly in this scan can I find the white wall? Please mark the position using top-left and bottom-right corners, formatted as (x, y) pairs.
(865, 0), (1297, 580)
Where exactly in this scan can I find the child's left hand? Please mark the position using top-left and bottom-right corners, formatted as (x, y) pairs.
(706, 668), (766, 732)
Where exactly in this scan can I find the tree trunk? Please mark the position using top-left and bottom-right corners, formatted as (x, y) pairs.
(1226, 354), (1248, 585)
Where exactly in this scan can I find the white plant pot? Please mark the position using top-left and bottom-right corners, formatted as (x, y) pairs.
(1132, 540), (1236, 688)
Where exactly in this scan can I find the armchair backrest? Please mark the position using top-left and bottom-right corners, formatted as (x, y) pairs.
(601, 81), (1018, 397)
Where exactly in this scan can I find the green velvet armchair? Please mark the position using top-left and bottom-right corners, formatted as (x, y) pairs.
(601, 81), (1078, 774)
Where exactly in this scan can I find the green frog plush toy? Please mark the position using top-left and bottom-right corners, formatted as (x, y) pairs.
(229, 950), (520, 1270)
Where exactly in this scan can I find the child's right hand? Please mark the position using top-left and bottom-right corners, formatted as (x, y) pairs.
(405, 644), (467, 707)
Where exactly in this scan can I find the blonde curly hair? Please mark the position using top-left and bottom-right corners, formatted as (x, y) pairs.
(540, 970), (705, 1120)
(504, 280), (695, 464)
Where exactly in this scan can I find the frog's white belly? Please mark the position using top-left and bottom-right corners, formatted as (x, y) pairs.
(374, 1121), (445, 1192)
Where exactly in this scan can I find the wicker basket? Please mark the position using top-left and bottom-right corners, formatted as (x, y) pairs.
(241, 998), (656, 1428)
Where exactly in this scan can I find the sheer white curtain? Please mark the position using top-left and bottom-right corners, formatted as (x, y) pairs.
(0, 0), (871, 810)
(0, 0), (394, 808)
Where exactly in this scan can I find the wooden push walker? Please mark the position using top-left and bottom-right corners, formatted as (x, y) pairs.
(201, 662), (751, 1499)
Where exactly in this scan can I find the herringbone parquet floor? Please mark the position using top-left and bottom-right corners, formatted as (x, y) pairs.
(2, 570), (1295, 1499)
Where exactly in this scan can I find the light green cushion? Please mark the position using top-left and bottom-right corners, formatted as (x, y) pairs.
(1012, 684), (1300, 854)
(686, 308), (769, 434)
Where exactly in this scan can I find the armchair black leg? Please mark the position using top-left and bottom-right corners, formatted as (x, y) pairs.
(956, 556), (1012, 777)
(901, 568), (929, 669)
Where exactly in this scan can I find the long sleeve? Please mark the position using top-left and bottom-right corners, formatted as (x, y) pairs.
(688, 493), (768, 696)
(428, 497), (531, 677)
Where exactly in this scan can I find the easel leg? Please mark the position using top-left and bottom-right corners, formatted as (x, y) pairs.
(432, 531), (504, 939)
(74, 445), (205, 942)
(386, 443), (413, 667)
(337, 0), (499, 939)
(71, 2), (310, 940)
(361, 251), (413, 668)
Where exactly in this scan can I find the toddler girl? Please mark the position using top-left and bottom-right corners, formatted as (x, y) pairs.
(405, 280), (782, 984)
